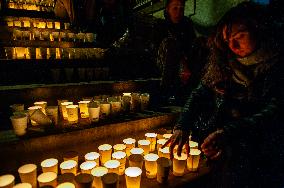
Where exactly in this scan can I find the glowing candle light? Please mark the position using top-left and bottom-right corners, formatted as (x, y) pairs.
(104, 160), (120, 174)
(130, 148), (144, 155)
(23, 20), (30, 28)
(162, 134), (172, 140)
(78, 101), (90, 118)
(54, 22), (60, 29)
(156, 139), (167, 152)
(61, 102), (73, 120)
(18, 164), (37, 188)
(0, 174), (15, 188)
(66, 105), (79, 124)
(156, 157), (172, 184)
(56, 182), (75, 188)
(60, 160), (77, 175)
(137, 140), (150, 155)
(145, 133), (157, 152)
(123, 138), (136, 157)
(173, 153), (187, 176)
(98, 144), (112, 165)
(13, 183), (32, 188)
(144, 153), (159, 179)
(189, 141), (199, 149)
(187, 149), (201, 172)
(91, 167), (108, 188)
(80, 161), (97, 174)
(125, 167), (142, 188)
(41, 158), (58, 174)
(113, 144), (126, 152)
(84, 152), (100, 164)
(158, 147), (170, 159)
(34, 101), (47, 114)
(37, 172), (57, 187)
(112, 151), (126, 175)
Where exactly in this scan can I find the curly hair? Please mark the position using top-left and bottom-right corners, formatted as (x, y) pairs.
(201, 2), (269, 88)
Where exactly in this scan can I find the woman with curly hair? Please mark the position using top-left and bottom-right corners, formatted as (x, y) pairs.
(163, 2), (284, 187)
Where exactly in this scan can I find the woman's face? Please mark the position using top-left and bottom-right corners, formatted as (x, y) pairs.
(223, 23), (257, 57)
(166, 0), (184, 23)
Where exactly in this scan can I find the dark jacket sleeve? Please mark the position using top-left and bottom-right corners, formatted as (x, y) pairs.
(174, 83), (213, 131)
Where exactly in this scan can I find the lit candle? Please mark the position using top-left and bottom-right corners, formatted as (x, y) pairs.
(88, 102), (100, 122)
(145, 133), (157, 152)
(104, 160), (120, 174)
(66, 105), (79, 124)
(156, 157), (172, 184)
(37, 22), (46, 29)
(23, 20), (30, 28)
(91, 167), (108, 188)
(60, 160), (77, 175)
(46, 106), (59, 125)
(46, 22), (53, 29)
(144, 153), (159, 179)
(34, 101), (47, 114)
(123, 138), (136, 157)
(61, 102), (73, 120)
(100, 102), (111, 118)
(187, 149), (201, 172)
(156, 139), (167, 152)
(189, 141), (199, 149)
(112, 151), (126, 175)
(84, 152), (100, 164)
(130, 148), (144, 155)
(13, 183), (32, 188)
(158, 147), (170, 159)
(128, 154), (144, 169)
(98, 144), (112, 165)
(37, 172), (57, 187)
(137, 140), (150, 155)
(113, 144), (126, 152)
(122, 93), (131, 113)
(56, 182), (75, 188)
(163, 134), (172, 140)
(41, 158), (58, 174)
(78, 101), (90, 118)
(18, 164), (37, 188)
(0, 174), (15, 188)
(173, 153), (187, 176)
(125, 167), (142, 188)
(14, 21), (22, 27)
(54, 22), (60, 29)
(80, 161), (97, 174)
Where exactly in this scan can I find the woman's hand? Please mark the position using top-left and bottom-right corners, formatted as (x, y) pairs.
(201, 129), (224, 160)
(161, 129), (189, 159)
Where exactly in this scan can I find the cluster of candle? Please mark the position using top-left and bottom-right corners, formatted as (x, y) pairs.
(7, 0), (55, 12)
(3, 47), (103, 60)
(9, 93), (150, 136)
(0, 132), (201, 188)
(6, 18), (66, 29)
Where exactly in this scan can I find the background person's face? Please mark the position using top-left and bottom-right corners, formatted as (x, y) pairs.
(166, 0), (184, 23)
(223, 24), (256, 57)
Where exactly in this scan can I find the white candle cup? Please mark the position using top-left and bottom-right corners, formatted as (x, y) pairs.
(144, 153), (159, 179)
(158, 147), (170, 159)
(156, 157), (172, 184)
(104, 160), (120, 174)
(91, 167), (108, 188)
(137, 140), (150, 155)
(78, 101), (90, 118)
(63, 151), (79, 163)
(54, 22), (61, 30)
(112, 151), (126, 175)
(10, 114), (27, 136)
(189, 141), (199, 149)
(10, 104), (24, 112)
(13, 183), (32, 188)
(60, 160), (77, 175)
(84, 152), (100, 164)
(123, 138), (136, 157)
(41, 158), (58, 174)
(130, 93), (141, 112)
(122, 93), (131, 113)
(100, 102), (110, 118)
(80, 161), (97, 174)
(173, 153), (187, 176)
(145, 133), (157, 152)
(46, 22), (53, 29)
(56, 182), (75, 188)
(157, 139), (167, 152)
(61, 102), (73, 120)
(130, 148), (144, 156)
(0, 174), (15, 188)
(88, 103), (100, 123)
(46, 106), (59, 125)
(34, 101), (47, 114)
(187, 149), (201, 172)
(128, 154), (144, 169)
(162, 134), (172, 140)
(125, 167), (142, 188)
(37, 172), (57, 187)
(98, 144), (112, 165)
(28, 106), (42, 126)
(66, 105), (79, 124)
(57, 100), (68, 116)
(18, 164), (37, 188)
(29, 108), (52, 126)
(113, 144), (126, 152)
(110, 101), (122, 116)
(140, 93), (150, 111)
(101, 173), (119, 188)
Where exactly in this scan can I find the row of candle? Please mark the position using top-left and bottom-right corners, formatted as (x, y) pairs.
(10, 93), (150, 136)
(8, 20), (67, 30)
(3, 47), (104, 60)
(7, 1), (55, 12)
(0, 133), (201, 188)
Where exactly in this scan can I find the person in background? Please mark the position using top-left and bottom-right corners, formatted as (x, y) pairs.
(156, 0), (205, 106)
(163, 2), (284, 187)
